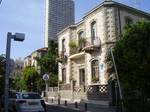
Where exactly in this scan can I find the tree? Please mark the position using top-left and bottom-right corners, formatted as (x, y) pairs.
(107, 20), (150, 112)
(10, 76), (21, 91)
(37, 40), (58, 86)
(21, 67), (45, 92)
(0, 54), (5, 95)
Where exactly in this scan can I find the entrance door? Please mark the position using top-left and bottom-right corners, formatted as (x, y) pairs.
(79, 68), (85, 86)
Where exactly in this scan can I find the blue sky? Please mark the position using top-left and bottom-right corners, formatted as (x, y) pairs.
(0, 0), (150, 59)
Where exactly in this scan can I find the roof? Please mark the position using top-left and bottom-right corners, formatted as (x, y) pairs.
(84, 0), (150, 18)
(57, 25), (76, 36)
(58, 0), (150, 37)
(24, 47), (48, 59)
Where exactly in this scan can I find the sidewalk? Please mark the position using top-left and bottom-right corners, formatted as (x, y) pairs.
(45, 99), (116, 112)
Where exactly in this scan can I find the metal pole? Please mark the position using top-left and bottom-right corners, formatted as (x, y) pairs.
(110, 47), (124, 112)
(4, 32), (12, 112)
(45, 80), (48, 92)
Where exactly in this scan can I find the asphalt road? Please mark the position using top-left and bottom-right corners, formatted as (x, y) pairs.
(46, 104), (82, 112)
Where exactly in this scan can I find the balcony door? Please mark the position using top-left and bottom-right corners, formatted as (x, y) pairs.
(79, 68), (85, 86)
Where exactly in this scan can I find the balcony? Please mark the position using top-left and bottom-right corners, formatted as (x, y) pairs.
(56, 50), (67, 63)
(83, 37), (101, 53)
(69, 38), (86, 56)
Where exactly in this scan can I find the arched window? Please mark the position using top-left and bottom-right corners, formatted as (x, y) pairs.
(91, 21), (97, 41)
(91, 60), (99, 82)
(78, 31), (84, 39)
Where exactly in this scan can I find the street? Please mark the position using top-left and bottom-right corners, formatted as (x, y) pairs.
(46, 104), (82, 112)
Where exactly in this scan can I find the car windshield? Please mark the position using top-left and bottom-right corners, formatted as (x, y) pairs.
(22, 93), (41, 99)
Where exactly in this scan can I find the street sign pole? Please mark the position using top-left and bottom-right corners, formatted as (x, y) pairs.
(43, 74), (49, 92)
(45, 80), (48, 92)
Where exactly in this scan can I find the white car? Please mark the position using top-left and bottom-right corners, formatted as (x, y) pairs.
(8, 92), (46, 112)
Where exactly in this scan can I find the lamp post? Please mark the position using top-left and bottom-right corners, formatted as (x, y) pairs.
(4, 32), (25, 112)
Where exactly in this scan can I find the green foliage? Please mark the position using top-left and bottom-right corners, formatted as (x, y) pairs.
(21, 67), (44, 92)
(37, 40), (58, 74)
(107, 20), (150, 112)
(37, 40), (58, 86)
(69, 39), (77, 49)
(0, 54), (5, 95)
(79, 38), (86, 47)
(10, 76), (22, 91)
(48, 74), (58, 87)
(92, 76), (99, 83)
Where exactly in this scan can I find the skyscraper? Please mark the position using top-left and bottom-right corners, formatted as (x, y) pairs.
(44, 0), (75, 47)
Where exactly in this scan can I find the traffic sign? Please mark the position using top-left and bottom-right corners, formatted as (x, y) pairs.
(43, 74), (49, 81)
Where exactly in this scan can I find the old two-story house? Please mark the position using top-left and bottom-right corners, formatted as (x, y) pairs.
(24, 47), (48, 74)
(55, 0), (150, 102)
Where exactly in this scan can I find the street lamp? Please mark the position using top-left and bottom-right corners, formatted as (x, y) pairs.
(4, 32), (25, 112)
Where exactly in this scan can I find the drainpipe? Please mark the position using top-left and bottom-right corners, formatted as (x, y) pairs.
(110, 47), (125, 112)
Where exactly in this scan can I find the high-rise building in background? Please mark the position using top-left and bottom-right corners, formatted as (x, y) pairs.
(44, 0), (75, 47)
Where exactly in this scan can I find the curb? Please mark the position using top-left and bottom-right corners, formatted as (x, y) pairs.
(45, 102), (91, 112)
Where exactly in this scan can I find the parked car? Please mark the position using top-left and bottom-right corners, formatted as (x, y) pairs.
(3, 91), (46, 112)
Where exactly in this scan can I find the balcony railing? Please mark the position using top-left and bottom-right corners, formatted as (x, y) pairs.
(59, 83), (71, 90)
(69, 37), (101, 55)
(83, 37), (101, 52)
(56, 50), (67, 63)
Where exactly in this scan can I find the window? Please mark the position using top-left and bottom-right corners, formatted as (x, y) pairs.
(22, 93), (41, 99)
(79, 68), (85, 85)
(62, 68), (66, 83)
(125, 17), (133, 25)
(78, 31), (84, 39)
(62, 39), (65, 51)
(78, 31), (85, 49)
(91, 21), (97, 41)
(91, 60), (99, 82)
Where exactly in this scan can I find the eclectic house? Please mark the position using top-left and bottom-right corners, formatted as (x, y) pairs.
(52, 0), (150, 102)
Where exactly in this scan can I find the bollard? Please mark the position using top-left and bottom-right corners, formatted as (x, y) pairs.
(75, 102), (78, 108)
(51, 98), (54, 103)
(65, 100), (67, 106)
(58, 99), (60, 105)
(84, 103), (87, 111)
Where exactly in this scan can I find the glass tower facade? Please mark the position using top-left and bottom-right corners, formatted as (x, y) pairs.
(44, 0), (75, 47)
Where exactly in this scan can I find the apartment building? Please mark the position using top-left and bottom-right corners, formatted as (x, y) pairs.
(56, 0), (150, 102)
(44, 0), (75, 47)
(24, 47), (48, 74)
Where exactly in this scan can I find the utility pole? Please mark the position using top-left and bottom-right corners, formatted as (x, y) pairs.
(110, 47), (124, 112)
